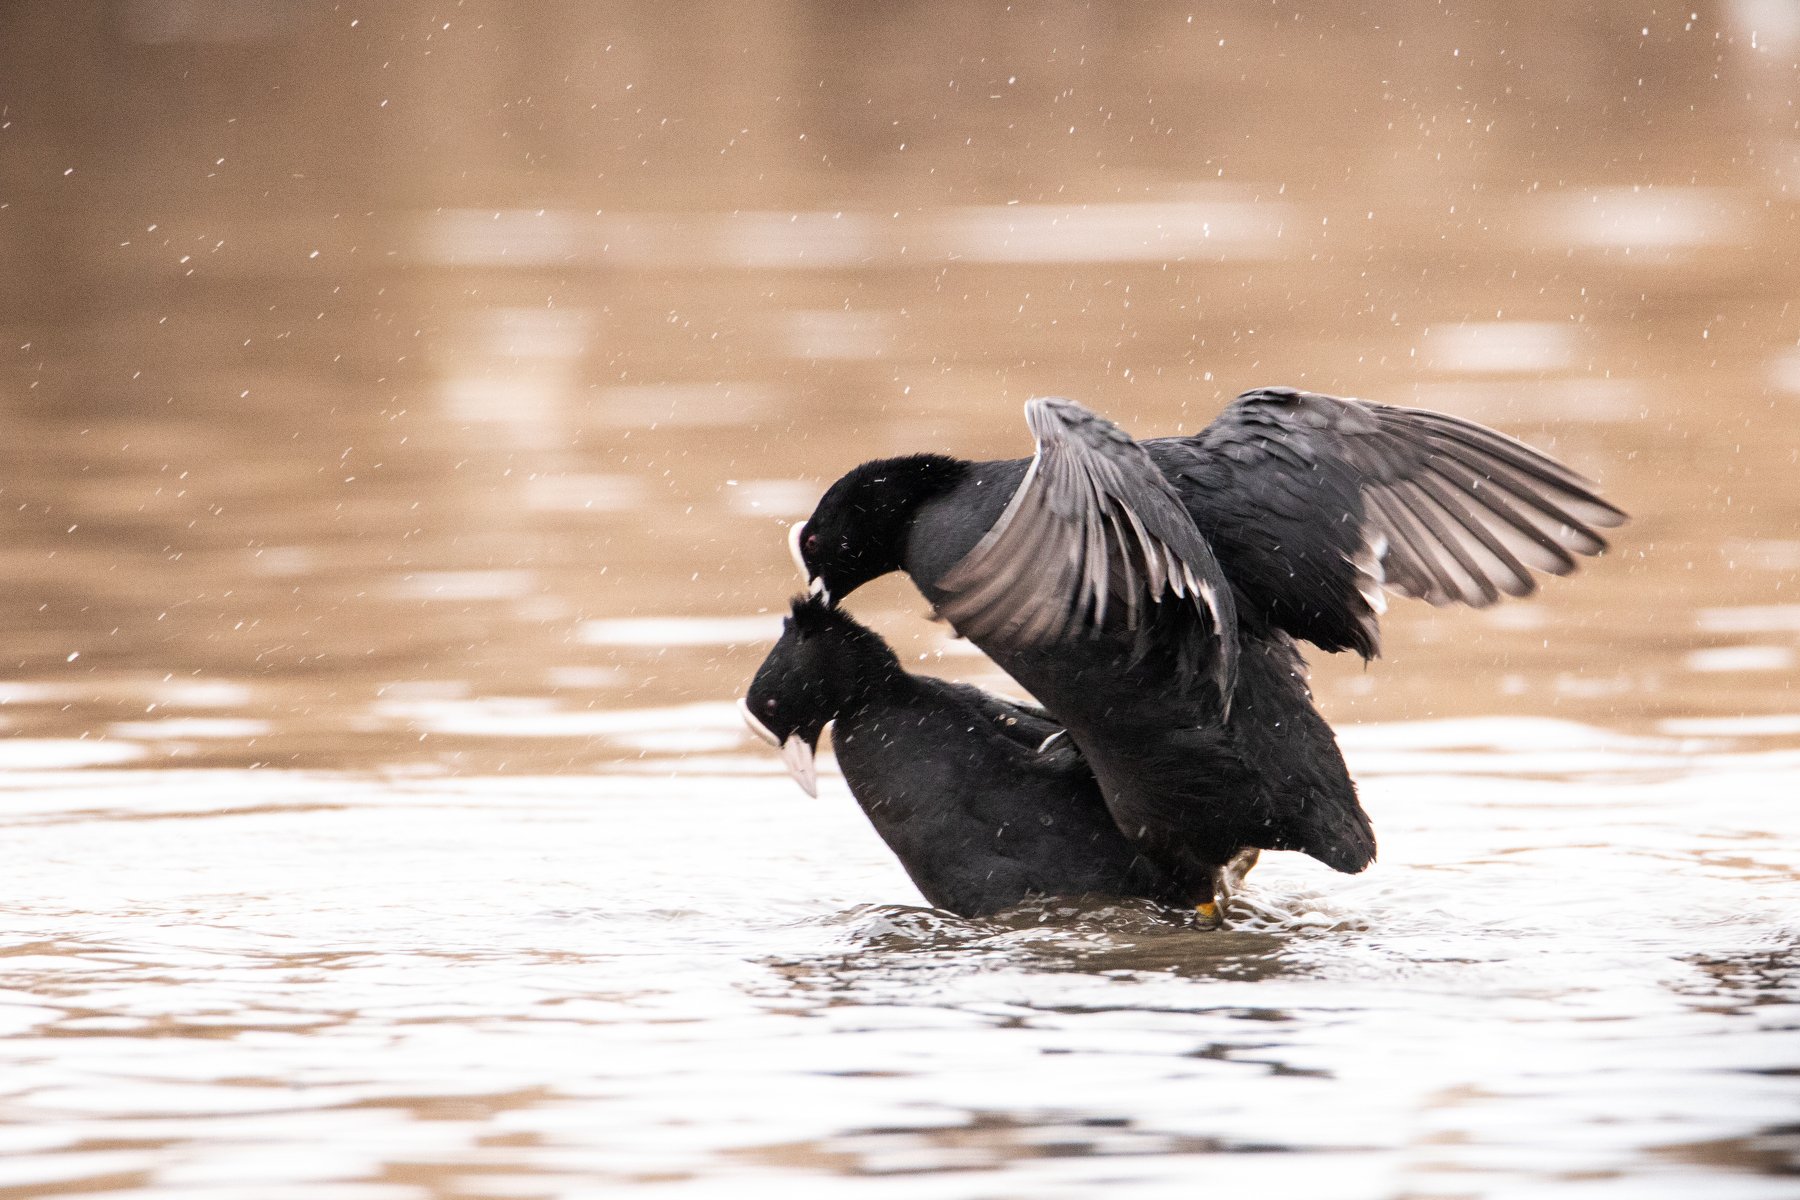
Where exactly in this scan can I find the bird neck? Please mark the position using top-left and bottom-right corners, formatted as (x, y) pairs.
(845, 453), (969, 577)
(784, 599), (914, 715)
(829, 626), (910, 712)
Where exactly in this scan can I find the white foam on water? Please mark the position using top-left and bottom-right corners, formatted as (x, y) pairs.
(544, 666), (629, 689)
(108, 718), (272, 741)
(383, 570), (539, 602)
(1422, 321), (1576, 374)
(416, 201), (1291, 271)
(0, 683), (73, 705)
(714, 210), (878, 269)
(0, 739), (146, 770)
(1696, 605), (1800, 633)
(371, 697), (743, 740)
(1660, 714), (1800, 737)
(592, 383), (775, 427)
(151, 680), (255, 709)
(523, 473), (645, 514)
(1542, 186), (1750, 252)
(1684, 645), (1796, 673)
(1338, 716), (1670, 753)
(724, 478), (820, 518)
(933, 200), (1293, 263)
(609, 728), (751, 754)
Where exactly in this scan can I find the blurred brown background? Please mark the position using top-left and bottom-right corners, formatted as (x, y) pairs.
(2, 0), (1796, 771)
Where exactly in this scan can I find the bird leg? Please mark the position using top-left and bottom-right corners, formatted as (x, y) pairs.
(1194, 847), (1262, 929)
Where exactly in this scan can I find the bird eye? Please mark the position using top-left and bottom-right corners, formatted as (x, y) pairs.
(803, 533), (820, 555)
(763, 698), (778, 715)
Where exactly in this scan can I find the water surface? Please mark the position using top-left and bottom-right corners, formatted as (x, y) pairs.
(1, 3), (1797, 1196)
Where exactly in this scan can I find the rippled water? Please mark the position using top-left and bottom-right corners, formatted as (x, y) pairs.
(6, 726), (1799, 1197)
(3, 2), (1799, 1196)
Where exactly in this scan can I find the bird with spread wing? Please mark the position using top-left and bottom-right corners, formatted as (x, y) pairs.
(780, 387), (1626, 916)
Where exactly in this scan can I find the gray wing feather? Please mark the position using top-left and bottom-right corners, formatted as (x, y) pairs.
(1183, 387), (1628, 656)
(1352, 402), (1625, 607)
(937, 397), (1238, 704)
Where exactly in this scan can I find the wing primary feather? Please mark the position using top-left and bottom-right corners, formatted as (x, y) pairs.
(1420, 460), (1582, 571)
(1085, 492), (1110, 629)
(1101, 505), (1142, 629)
(1412, 416), (1627, 527)
(1419, 429), (1620, 527)
(1186, 389), (1626, 656)
(1454, 460), (1613, 557)
(1391, 479), (1502, 606)
(1419, 462), (1581, 575)
(1367, 490), (1453, 604)
(1410, 471), (1537, 597)
(1402, 407), (1602, 490)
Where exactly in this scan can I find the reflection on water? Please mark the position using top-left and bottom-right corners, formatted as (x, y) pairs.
(2, 1), (1799, 1196)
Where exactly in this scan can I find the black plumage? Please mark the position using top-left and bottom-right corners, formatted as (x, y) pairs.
(740, 597), (1232, 919)
(789, 387), (1627, 895)
(1164, 387), (1629, 659)
(936, 397), (1239, 705)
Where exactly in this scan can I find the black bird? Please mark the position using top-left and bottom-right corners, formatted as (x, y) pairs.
(740, 596), (1257, 920)
(788, 387), (1628, 898)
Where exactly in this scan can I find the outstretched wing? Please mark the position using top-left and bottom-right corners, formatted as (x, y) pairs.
(936, 397), (1238, 702)
(1168, 386), (1629, 659)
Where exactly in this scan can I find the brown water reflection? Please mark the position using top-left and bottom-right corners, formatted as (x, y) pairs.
(1, 1), (1796, 774)
(1, 2), (1798, 1197)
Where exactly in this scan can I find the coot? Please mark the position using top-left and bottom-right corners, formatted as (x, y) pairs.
(788, 387), (1627, 894)
(740, 596), (1257, 921)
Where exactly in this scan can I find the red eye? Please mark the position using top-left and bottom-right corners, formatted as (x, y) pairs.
(804, 533), (820, 555)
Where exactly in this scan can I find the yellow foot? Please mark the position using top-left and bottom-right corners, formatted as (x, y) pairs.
(1195, 848), (1261, 929)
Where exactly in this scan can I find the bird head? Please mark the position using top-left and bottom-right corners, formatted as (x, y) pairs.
(789, 454), (967, 604)
(740, 596), (899, 797)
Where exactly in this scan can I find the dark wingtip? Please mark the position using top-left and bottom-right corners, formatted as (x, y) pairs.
(1589, 501), (1631, 530)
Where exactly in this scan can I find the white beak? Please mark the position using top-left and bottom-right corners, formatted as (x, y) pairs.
(737, 697), (780, 747)
(779, 734), (818, 797)
(789, 523), (831, 602)
(787, 522), (810, 580)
